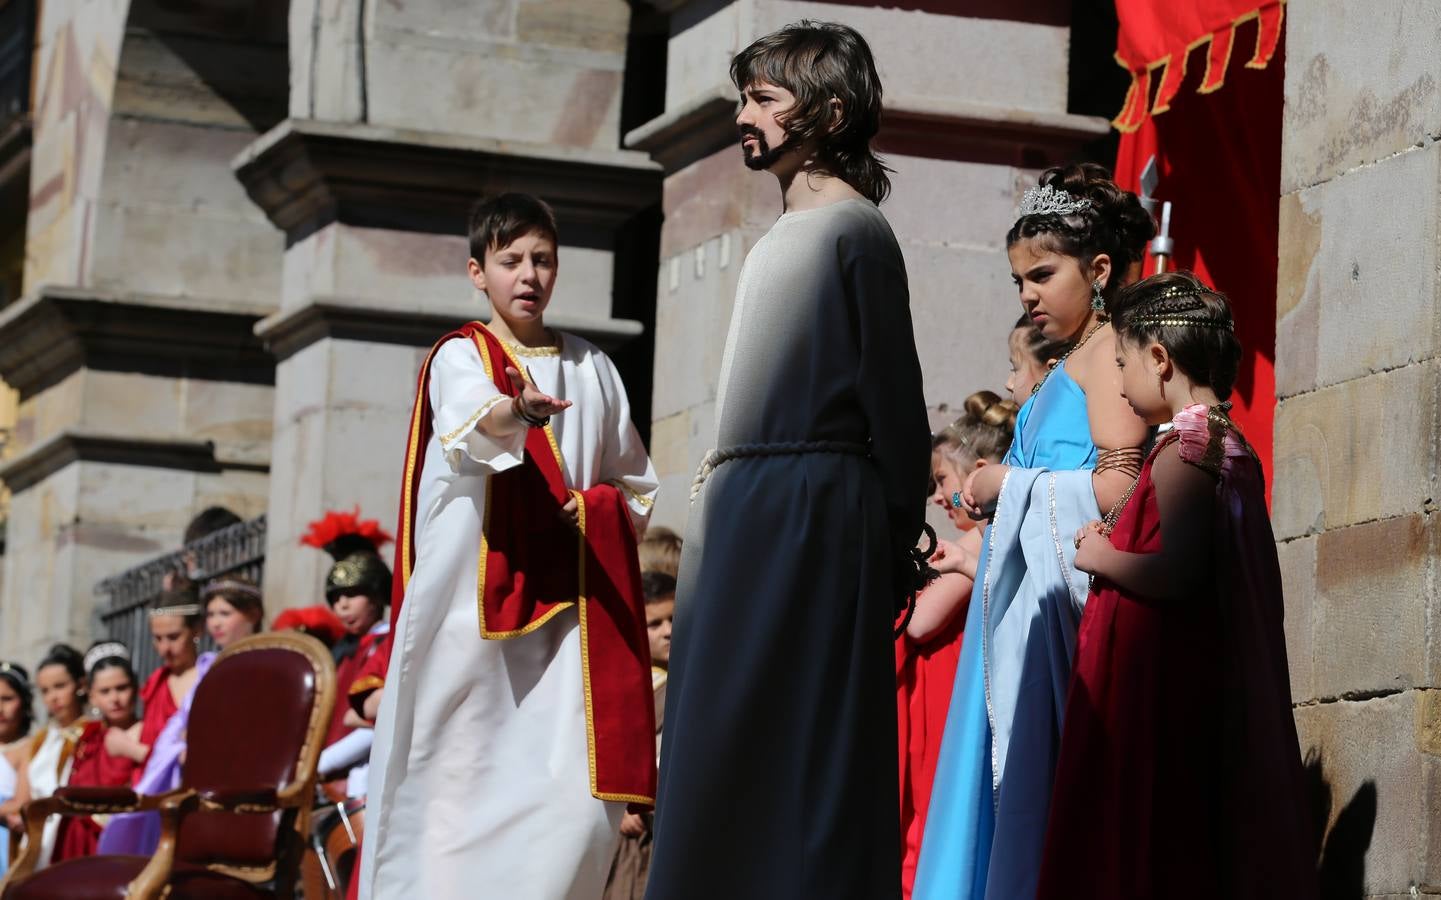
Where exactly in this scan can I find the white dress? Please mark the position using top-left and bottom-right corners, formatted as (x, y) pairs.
(23, 724), (76, 869)
(361, 331), (658, 900)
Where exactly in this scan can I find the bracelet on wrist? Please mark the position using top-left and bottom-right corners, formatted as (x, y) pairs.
(512, 395), (550, 429)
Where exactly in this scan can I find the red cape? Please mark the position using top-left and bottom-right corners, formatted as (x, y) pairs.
(896, 612), (963, 899)
(390, 321), (655, 805)
(1038, 426), (1317, 899)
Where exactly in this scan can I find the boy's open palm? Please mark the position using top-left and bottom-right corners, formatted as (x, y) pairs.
(505, 366), (573, 418)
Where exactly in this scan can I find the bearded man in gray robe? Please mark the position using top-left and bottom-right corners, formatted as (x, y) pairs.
(646, 20), (931, 900)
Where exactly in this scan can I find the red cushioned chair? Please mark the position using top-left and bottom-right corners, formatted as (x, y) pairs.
(0, 631), (336, 900)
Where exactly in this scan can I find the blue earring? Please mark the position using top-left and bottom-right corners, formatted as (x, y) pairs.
(951, 491), (963, 509)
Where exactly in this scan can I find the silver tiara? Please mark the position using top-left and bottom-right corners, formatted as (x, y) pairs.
(0, 661), (27, 684)
(202, 578), (261, 600)
(1018, 184), (1090, 219)
(84, 642), (130, 673)
(150, 604), (203, 618)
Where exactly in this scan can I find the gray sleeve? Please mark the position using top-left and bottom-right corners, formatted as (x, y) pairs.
(842, 222), (932, 561)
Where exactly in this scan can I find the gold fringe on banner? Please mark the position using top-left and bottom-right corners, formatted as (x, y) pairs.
(1112, 1), (1285, 133)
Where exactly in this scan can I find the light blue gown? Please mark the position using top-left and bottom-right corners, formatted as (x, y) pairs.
(913, 362), (1099, 900)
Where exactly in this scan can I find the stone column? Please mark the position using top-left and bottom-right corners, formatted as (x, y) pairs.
(0, 3), (286, 661)
(1274, 1), (1441, 892)
(238, 0), (662, 604)
(628, 1), (1109, 534)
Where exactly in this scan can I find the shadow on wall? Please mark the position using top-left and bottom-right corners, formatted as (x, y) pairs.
(1304, 750), (1378, 900)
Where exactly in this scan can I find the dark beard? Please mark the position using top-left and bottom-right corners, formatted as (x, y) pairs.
(739, 126), (795, 171)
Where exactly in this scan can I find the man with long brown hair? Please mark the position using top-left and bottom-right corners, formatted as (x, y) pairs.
(646, 21), (930, 900)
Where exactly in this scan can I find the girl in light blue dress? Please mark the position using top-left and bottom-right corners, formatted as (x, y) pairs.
(913, 164), (1153, 900)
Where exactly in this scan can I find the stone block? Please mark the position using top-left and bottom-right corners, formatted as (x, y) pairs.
(1311, 515), (1437, 701)
(1294, 692), (1441, 894)
(88, 118), (282, 305)
(665, 1), (743, 113)
(761, 2), (1069, 114)
(79, 371), (184, 438)
(182, 379), (275, 467)
(1271, 361), (1436, 539)
(1282, 0), (1441, 192)
(1276, 144), (1441, 398)
(660, 150), (776, 258)
(903, 243), (1019, 413)
(111, 29), (287, 130)
(13, 372), (85, 452)
(885, 157), (1031, 253)
(517, 0), (630, 54)
(651, 231), (749, 420)
(0, 463), (82, 661)
(363, 36), (624, 150)
(1277, 534), (1317, 704)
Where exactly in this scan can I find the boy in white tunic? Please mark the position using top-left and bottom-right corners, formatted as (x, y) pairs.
(361, 193), (660, 900)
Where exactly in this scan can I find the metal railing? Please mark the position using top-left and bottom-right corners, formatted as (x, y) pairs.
(0, 0), (36, 131)
(95, 515), (267, 676)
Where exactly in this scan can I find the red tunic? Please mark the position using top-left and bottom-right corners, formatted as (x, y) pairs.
(136, 668), (179, 785)
(326, 629), (390, 747)
(1037, 411), (1318, 900)
(895, 605), (963, 900)
(52, 720), (140, 860)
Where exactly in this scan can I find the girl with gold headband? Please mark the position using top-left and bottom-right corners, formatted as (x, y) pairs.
(1039, 272), (1317, 899)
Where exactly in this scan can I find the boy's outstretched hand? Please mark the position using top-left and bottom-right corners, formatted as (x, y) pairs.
(505, 366), (572, 420)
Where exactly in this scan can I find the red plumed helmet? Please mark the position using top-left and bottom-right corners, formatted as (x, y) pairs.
(299, 507), (394, 558)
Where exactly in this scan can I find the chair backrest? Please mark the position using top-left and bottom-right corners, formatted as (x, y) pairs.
(175, 632), (336, 871)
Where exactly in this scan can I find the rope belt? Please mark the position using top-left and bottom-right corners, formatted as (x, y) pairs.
(689, 440), (870, 502)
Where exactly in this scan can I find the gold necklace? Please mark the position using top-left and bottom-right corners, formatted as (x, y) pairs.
(1031, 318), (1107, 397)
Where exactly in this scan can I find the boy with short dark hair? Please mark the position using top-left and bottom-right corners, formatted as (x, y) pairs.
(361, 192), (660, 900)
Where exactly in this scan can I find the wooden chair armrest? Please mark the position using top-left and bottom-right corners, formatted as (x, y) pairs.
(197, 787), (281, 813)
(51, 785), (141, 811)
(125, 791), (201, 900)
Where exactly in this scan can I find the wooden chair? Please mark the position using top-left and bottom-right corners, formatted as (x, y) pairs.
(0, 631), (336, 899)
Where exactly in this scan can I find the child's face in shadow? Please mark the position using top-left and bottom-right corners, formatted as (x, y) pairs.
(646, 597), (675, 667)
(470, 230), (558, 328)
(930, 451), (978, 531)
(1006, 328), (1051, 404)
(1115, 337), (1171, 426)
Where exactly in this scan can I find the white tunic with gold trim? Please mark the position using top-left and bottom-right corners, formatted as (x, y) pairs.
(361, 332), (658, 900)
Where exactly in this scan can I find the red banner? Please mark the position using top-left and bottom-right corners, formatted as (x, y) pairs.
(1112, 5), (1285, 502)
(1114, 1), (1284, 132)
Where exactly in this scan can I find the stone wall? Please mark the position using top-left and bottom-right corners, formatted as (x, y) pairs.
(1275, 0), (1441, 894)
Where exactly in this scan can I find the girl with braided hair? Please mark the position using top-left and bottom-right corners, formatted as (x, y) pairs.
(1038, 272), (1317, 899)
(915, 164), (1154, 900)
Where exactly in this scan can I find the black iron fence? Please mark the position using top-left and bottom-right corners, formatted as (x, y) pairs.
(95, 515), (266, 676)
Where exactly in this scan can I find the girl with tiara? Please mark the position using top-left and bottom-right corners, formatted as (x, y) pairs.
(0, 661), (34, 870)
(2, 645), (88, 869)
(52, 642), (142, 861)
(897, 391), (1017, 898)
(97, 584), (214, 855)
(1038, 272), (1317, 900)
(914, 164), (1154, 900)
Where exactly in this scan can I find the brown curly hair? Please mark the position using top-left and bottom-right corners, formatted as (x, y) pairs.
(1006, 163), (1156, 301)
(730, 21), (892, 203)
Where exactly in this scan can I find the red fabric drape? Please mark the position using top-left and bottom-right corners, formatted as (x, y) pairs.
(1112, 6), (1284, 501)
